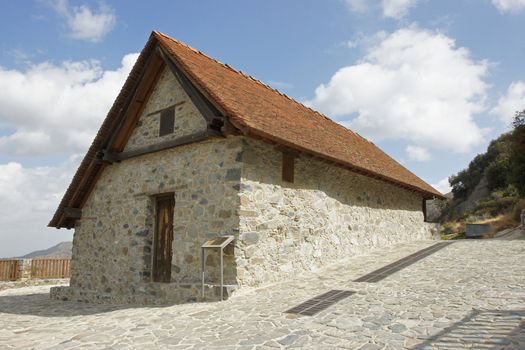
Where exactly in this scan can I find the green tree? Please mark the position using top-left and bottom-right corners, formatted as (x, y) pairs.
(485, 133), (512, 191)
(449, 133), (511, 198)
(509, 110), (525, 196)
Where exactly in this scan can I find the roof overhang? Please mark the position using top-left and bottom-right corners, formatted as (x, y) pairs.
(50, 32), (444, 229)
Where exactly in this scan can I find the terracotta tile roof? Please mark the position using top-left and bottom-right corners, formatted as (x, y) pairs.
(50, 32), (442, 228)
(153, 32), (442, 198)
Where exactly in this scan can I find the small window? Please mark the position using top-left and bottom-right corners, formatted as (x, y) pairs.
(282, 153), (295, 183)
(159, 107), (175, 136)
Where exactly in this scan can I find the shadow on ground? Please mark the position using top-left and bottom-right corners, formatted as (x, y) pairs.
(0, 292), (179, 317)
(413, 309), (525, 349)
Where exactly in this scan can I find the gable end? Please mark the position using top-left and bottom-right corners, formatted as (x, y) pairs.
(49, 34), (233, 229)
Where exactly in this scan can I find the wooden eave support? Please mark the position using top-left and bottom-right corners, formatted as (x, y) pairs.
(107, 47), (166, 152)
(275, 145), (300, 158)
(96, 149), (120, 164)
(115, 130), (220, 161)
(64, 207), (82, 219)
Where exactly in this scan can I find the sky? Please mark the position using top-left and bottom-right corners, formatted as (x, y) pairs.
(0, 0), (524, 257)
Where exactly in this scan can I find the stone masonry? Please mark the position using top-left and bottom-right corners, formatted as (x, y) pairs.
(52, 67), (437, 305)
(236, 138), (437, 287)
(52, 68), (242, 304)
(123, 67), (208, 152)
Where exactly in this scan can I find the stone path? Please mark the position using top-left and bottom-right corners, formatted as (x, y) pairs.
(0, 238), (524, 349)
(494, 227), (525, 240)
(0, 279), (69, 292)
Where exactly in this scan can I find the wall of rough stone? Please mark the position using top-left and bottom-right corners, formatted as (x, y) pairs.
(236, 138), (437, 287)
(52, 66), (242, 305)
(124, 66), (208, 152)
(52, 136), (242, 305)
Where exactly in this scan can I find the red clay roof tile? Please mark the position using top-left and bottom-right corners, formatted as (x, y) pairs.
(154, 31), (442, 198)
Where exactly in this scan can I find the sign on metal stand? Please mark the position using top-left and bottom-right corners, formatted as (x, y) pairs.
(201, 236), (234, 301)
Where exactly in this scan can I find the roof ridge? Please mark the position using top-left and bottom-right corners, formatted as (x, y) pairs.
(153, 32), (375, 143)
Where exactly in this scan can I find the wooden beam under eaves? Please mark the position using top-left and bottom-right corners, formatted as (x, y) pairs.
(116, 129), (220, 161)
(64, 207), (82, 219)
(110, 51), (166, 152)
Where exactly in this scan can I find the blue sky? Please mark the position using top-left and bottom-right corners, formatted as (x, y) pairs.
(1, 0), (524, 257)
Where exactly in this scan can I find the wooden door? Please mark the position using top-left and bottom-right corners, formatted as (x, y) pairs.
(152, 195), (174, 282)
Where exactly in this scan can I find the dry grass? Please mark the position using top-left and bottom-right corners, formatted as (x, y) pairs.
(440, 197), (524, 239)
(478, 214), (518, 238)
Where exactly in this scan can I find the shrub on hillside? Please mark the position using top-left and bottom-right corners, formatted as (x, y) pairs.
(474, 196), (518, 217)
(449, 133), (512, 199)
(509, 111), (525, 196)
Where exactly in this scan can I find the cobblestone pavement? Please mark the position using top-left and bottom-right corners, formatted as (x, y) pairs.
(0, 237), (524, 349)
(494, 227), (525, 240)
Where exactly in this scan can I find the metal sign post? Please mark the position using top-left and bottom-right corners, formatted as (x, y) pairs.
(201, 235), (234, 301)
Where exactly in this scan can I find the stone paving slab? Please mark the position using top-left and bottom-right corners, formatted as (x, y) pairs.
(0, 239), (524, 349)
(0, 279), (69, 292)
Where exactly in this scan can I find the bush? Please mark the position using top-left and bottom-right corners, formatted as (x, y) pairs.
(486, 160), (510, 191)
(449, 132), (512, 199)
(501, 185), (518, 198)
(509, 114), (525, 196)
(474, 197), (518, 217)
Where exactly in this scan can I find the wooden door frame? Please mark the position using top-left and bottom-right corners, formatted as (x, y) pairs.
(151, 192), (175, 283)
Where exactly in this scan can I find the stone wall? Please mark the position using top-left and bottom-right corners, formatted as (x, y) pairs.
(124, 66), (208, 152)
(236, 138), (437, 287)
(52, 65), (243, 305)
(52, 136), (242, 305)
(53, 131), (438, 304)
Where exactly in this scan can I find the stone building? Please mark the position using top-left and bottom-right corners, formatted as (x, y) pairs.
(49, 31), (443, 304)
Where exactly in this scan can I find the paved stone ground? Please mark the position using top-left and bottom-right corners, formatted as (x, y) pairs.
(0, 236), (524, 349)
(0, 279), (69, 292)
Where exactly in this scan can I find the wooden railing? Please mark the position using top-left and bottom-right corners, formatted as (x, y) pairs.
(0, 260), (20, 281)
(31, 259), (71, 279)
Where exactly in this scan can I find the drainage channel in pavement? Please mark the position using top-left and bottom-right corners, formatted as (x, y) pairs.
(353, 242), (453, 283)
(285, 242), (453, 317)
(285, 290), (355, 316)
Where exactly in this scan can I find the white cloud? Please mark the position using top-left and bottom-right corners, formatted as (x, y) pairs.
(491, 81), (525, 126)
(491, 0), (525, 13)
(345, 0), (419, 18)
(307, 26), (489, 153)
(345, 0), (368, 13)
(0, 157), (80, 257)
(382, 0), (418, 19)
(406, 145), (431, 161)
(51, 0), (116, 42)
(0, 51), (137, 257)
(0, 53), (138, 156)
(431, 177), (452, 194)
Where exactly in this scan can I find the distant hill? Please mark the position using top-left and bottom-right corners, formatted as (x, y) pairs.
(19, 242), (72, 259)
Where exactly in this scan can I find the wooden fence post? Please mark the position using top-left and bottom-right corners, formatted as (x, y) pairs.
(21, 259), (32, 279)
